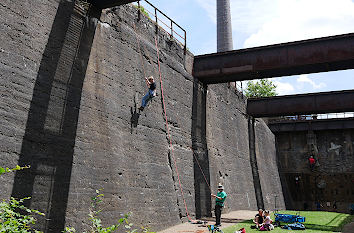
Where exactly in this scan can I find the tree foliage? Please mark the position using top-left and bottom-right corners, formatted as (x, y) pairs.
(0, 165), (30, 175)
(0, 166), (44, 233)
(245, 79), (277, 98)
(0, 167), (153, 233)
(0, 197), (44, 233)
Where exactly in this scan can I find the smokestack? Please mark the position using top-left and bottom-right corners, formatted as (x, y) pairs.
(217, 0), (233, 52)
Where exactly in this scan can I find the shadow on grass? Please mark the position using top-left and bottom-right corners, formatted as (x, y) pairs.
(223, 214), (353, 233)
(304, 215), (354, 232)
(325, 213), (347, 226)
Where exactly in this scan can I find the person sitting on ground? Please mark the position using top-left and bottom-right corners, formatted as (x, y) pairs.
(308, 155), (316, 171)
(253, 209), (264, 229)
(211, 184), (227, 227)
(261, 210), (274, 231)
(139, 76), (156, 111)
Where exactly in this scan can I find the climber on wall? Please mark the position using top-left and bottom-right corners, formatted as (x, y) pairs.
(139, 76), (156, 111)
(211, 184), (227, 227)
(309, 155), (316, 171)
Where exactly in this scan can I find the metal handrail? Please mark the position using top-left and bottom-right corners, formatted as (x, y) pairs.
(136, 0), (187, 52)
(268, 112), (354, 123)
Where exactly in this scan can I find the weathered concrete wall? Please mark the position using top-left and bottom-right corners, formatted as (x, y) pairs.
(1, 0), (102, 231)
(65, 5), (197, 231)
(276, 129), (354, 213)
(207, 85), (258, 211)
(206, 85), (285, 212)
(0, 0), (62, 196)
(0, 1), (284, 232)
(255, 120), (286, 211)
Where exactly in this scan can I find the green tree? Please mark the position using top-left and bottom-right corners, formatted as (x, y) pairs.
(245, 79), (277, 98)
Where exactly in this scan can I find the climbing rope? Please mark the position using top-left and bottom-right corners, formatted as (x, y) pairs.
(154, 36), (192, 221)
(134, 21), (192, 220)
(134, 21), (213, 221)
(190, 147), (211, 192)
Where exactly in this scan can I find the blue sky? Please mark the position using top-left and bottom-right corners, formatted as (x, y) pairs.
(140, 0), (354, 96)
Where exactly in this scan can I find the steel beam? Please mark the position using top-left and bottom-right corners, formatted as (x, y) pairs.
(247, 90), (354, 117)
(193, 33), (354, 84)
(269, 118), (354, 132)
(88, 0), (136, 9)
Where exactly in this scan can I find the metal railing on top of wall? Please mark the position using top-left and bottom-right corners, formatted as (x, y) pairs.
(134, 0), (187, 53)
(268, 112), (354, 123)
(227, 81), (245, 98)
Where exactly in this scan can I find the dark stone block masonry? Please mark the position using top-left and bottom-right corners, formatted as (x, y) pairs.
(0, 1), (284, 232)
(276, 129), (354, 213)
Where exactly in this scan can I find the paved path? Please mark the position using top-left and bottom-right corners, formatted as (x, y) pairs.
(158, 210), (257, 233)
(342, 219), (354, 233)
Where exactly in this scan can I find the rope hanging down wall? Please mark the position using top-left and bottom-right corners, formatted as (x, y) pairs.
(133, 21), (213, 221)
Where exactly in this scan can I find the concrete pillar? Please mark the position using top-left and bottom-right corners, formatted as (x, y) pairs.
(217, 0), (233, 52)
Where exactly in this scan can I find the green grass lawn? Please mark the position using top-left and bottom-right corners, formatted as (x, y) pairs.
(222, 211), (353, 233)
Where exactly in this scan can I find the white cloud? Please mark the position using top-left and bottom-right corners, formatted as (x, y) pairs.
(195, 0), (354, 49)
(297, 74), (326, 89)
(243, 0), (354, 48)
(195, 0), (216, 23)
(273, 80), (295, 95)
(195, 0), (276, 34)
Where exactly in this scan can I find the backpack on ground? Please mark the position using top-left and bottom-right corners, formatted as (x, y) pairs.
(282, 223), (306, 230)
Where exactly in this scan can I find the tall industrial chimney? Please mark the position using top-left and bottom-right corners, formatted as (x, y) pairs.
(217, 0), (233, 52)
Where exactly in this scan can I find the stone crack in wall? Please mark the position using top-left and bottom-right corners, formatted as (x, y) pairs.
(0, 1), (285, 232)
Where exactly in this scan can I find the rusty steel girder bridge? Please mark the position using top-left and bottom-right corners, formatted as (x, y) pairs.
(193, 33), (354, 84)
(192, 33), (354, 119)
(268, 117), (354, 132)
(247, 90), (354, 118)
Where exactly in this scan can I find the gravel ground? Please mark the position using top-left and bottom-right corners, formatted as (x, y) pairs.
(158, 210), (257, 233)
(342, 220), (354, 233)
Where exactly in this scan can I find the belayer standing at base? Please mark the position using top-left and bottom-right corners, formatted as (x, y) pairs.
(211, 184), (227, 227)
(139, 76), (156, 111)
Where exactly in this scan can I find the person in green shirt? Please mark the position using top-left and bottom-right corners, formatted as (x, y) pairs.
(211, 184), (227, 227)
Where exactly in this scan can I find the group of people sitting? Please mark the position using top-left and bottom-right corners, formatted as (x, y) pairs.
(253, 209), (274, 231)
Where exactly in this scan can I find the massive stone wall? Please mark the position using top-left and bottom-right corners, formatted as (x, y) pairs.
(276, 129), (354, 212)
(0, 0), (62, 196)
(255, 120), (286, 211)
(61, 5), (197, 231)
(0, 1), (284, 232)
(207, 85), (258, 211)
(206, 85), (285, 212)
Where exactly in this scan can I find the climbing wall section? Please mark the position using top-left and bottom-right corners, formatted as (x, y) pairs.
(276, 129), (354, 212)
(0, 1), (285, 232)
